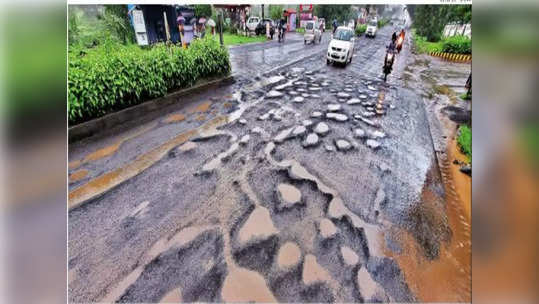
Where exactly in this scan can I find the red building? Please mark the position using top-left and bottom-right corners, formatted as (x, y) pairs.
(299, 4), (313, 28)
(283, 8), (297, 32)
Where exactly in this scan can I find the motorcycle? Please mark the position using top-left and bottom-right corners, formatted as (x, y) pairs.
(396, 35), (404, 53)
(383, 50), (395, 82)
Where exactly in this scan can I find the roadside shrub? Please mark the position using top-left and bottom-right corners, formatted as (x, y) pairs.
(296, 28), (305, 33)
(457, 125), (472, 162)
(413, 33), (444, 53)
(355, 24), (367, 36)
(377, 18), (389, 28)
(68, 38), (230, 124)
(442, 35), (471, 54)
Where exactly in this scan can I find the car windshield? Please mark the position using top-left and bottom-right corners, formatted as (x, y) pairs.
(334, 29), (352, 41)
(306, 22), (314, 30)
(369, 21), (377, 27)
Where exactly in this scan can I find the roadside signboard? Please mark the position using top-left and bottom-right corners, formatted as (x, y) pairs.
(132, 9), (149, 45)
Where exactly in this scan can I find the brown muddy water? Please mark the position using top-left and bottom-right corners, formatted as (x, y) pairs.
(69, 169), (88, 183)
(448, 138), (471, 219)
(386, 157), (471, 302)
(69, 116), (228, 209)
(163, 113), (186, 123)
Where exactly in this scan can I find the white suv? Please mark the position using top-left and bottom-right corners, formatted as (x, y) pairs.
(327, 26), (356, 66)
(246, 17), (260, 32)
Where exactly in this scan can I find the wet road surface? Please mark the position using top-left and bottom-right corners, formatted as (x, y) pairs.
(69, 26), (470, 303)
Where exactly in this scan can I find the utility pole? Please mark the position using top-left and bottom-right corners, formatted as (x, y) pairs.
(262, 4), (264, 19)
(219, 12), (224, 46)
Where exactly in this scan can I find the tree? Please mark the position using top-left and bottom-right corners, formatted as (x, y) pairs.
(194, 4), (212, 18)
(269, 5), (284, 20)
(412, 5), (471, 41)
(314, 5), (353, 24)
(104, 5), (135, 44)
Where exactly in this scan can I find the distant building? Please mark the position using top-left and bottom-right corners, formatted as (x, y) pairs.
(298, 4), (313, 28)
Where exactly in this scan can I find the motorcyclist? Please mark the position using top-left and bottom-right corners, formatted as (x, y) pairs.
(388, 33), (397, 52)
(396, 29), (405, 52)
(399, 29), (405, 40)
(385, 33), (398, 66)
(277, 17), (286, 40)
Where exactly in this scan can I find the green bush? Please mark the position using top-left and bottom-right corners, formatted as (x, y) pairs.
(377, 18), (389, 28)
(68, 38), (230, 124)
(457, 125), (472, 162)
(413, 33), (444, 53)
(442, 35), (471, 54)
(355, 24), (367, 36)
(296, 28), (305, 33)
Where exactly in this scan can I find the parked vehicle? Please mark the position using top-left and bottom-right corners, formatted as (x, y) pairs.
(366, 20), (378, 38)
(246, 16), (260, 32)
(326, 26), (356, 66)
(255, 18), (275, 38)
(304, 21), (322, 44)
(318, 18), (326, 32)
(347, 20), (355, 29)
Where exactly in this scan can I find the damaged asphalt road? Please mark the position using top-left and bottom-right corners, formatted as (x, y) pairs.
(68, 26), (470, 303)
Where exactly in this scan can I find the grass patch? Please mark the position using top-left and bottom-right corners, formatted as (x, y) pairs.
(412, 29), (471, 54)
(296, 28), (305, 33)
(413, 32), (444, 53)
(220, 33), (267, 46)
(377, 18), (390, 28)
(460, 92), (471, 100)
(457, 125), (472, 162)
(355, 24), (367, 36)
(520, 123), (539, 167)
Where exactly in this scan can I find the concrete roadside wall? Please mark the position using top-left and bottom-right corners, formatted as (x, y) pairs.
(443, 23), (471, 38)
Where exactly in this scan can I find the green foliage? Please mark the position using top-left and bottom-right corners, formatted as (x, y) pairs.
(413, 32), (444, 53)
(412, 5), (471, 42)
(377, 18), (389, 28)
(220, 33), (267, 46)
(314, 5), (353, 24)
(269, 5), (283, 20)
(296, 28), (305, 33)
(103, 5), (135, 44)
(68, 5), (134, 48)
(68, 12), (80, 45)
(442, 35), (471, 54)
(413, 30), (470, 54)
(457, 125), (472, 162)
(194, 5), (212, 18)
(68, 38), (230, 124)
(355, 24), (367, 36)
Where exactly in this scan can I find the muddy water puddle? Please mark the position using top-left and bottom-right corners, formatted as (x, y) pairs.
(386, 159), (471, 302)
(69, 169), (88, 183)
(163, 113), (186, 123)
(70, 123), (157, 171)
(189, 100), (212, 113)
(448, 138), (471, 219)
(69, 116), (229, 209)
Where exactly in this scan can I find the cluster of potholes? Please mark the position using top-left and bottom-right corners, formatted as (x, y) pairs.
(245, 67), (395, 154)
(111, 143), (412, 303)
(94, 67), (416, 303)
